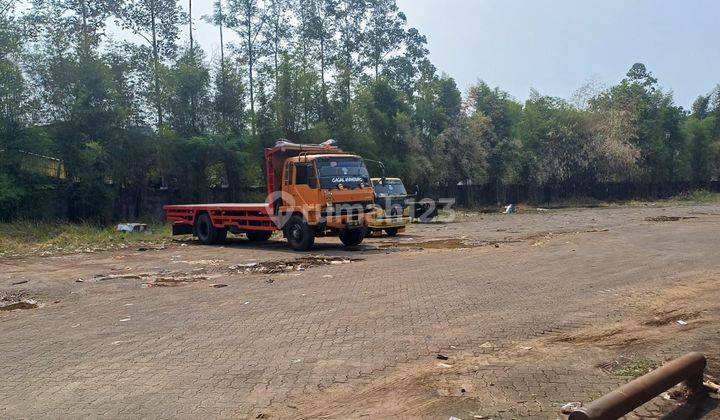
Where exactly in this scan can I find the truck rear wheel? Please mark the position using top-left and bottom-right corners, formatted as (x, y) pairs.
(284, 215), (315, 251)
(195, 213), (226, 245)
(246, 231), (273, 242)
(339, 228), (366, 247)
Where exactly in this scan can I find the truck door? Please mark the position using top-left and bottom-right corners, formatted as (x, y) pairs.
(290, 162), (320, 208)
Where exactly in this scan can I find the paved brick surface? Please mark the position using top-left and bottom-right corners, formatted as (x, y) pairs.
(1, 205), (719, 418)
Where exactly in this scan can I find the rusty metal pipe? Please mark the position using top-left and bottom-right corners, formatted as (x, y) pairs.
(569, 352), (706, 420)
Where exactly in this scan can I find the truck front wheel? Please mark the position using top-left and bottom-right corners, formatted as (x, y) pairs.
(284, 215), (315, 251)
(339, 228), (366, 247)
(384, 228), (399, 237)
(195, 213), (227, 245)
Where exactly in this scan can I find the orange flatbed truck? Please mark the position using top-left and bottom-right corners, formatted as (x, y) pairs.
(164, 141), (377, 251)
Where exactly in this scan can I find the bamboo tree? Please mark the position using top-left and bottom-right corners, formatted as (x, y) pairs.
(226, 0), (267, 136)
(120, 0), (184, 128)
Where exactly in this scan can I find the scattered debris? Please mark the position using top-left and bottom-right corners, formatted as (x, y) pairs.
(137, 245), (166, 252)
(173, 259), (224, 266)
(94, 271), (211, 287)
(503, 204), (517, 214)
(151, 275), (208, 287)
(75, 278), (84, 283)
(560, 402), (583, 414)
(645, 216), (696, 222)
(704, 380), (720, 393)
(0, 299), (38, 311)
(676, 319), (688, 326)
(211, 284), (228, 288)
(380, 238), (516, 250)
(662, 384), (692, 402)
(436, 354), (449, 360)
(518, 346), (533, 351)
(234, 262), (259, 269)
(11, 280), (28, 285)
(119, 318), (131, 322)
(437, 363), (453, 368)
(117, 223), (148, 233)
(229, 256), (362, 275)
(0, 291), (38, 312)
(95, 273), (148, 282)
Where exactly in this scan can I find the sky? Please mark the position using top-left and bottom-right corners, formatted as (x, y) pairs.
(393, 0), (720, 108)
(181, 0), (719, 109)
(16, 0), (719, 108)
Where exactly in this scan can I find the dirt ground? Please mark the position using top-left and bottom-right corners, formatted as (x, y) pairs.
(1, 204), (720, 419)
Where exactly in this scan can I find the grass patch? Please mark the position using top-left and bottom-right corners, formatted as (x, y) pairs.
(670, 189), (720, 204)
(0, 221), (175, 258)
(624, 190), (720, 207)
(597, 357), (660, 378)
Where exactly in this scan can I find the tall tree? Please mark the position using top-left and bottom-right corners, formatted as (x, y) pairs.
(298, 0), (337, 111)
(468, 81), (522, 195)
(334, 0), (366, 105)
(361, 0), (405, 81)
(167, 48), (211, 137)
(226, 0), (267, 135)
(205, 1), (228, 74)
(120, 0), (184, 127)
(263, 0), (290, 92)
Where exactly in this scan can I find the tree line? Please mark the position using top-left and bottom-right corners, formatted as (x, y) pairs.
(1, 0), (719, 221)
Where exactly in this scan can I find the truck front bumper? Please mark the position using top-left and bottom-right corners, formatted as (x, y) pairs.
(369, 216), (410, 230)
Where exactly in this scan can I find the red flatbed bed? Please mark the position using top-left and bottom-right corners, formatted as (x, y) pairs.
(164, 203), (277, 233)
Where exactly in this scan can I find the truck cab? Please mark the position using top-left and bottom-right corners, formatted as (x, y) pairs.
(368, 177), (411, 236)
(274, 150), (376, 250)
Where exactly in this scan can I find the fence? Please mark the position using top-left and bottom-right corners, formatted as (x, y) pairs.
(14, 180), (720, 222)
(425, 181), (720, 208)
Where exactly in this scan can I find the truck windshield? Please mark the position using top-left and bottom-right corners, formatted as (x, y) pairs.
(374, 180), (407, 197)
(316, 158), (370, 189)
